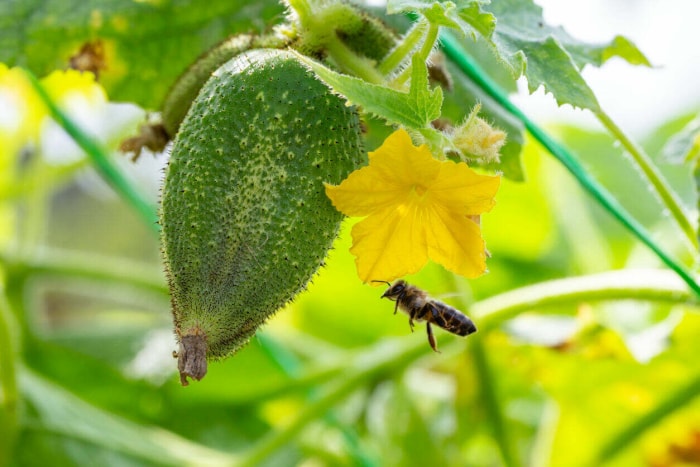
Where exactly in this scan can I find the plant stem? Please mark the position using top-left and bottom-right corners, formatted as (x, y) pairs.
(0, 289), (19, 467)
(447, 271), (520, 467)
(238, 337), (429, 466)
(438, 31), (700, 298)
(417, 22), (440, 62)
(592, 371), (700, 464)
(596, 110), (696, 250)
(22, 69), (158, 233)
(471, 336), (521, 467)
(0, 159), (87, 201)
(325, 36), (385, 84)
(378, 20), (427, 76)
(257, 332), (377, 466)
(288, 0), (384, 84)
(0, 249), (167, 297)
(473, 269), (698, 330)
(286, 0), (313, 24)
(392, 21), (439, 88)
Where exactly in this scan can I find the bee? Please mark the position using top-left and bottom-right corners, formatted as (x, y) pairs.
(375, 280), (476, 352)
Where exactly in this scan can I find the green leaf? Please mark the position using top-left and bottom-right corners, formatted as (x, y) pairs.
(660, 117), (700, 246)
(296, 53), (442, 129)
(367, 380), (451, 466)
(407, 55), (444, 124)
(19, 370), (239, 466)
(486, 0), (650, 110)
(662, 117), (700, 164)
(409, 0), (649, 111)
(387, 0), (650, 126)
(512, 35), (600, 110)
(0, 0), (284, 109)
(565, 34), (651, 70)
(387, 0), (496, 39)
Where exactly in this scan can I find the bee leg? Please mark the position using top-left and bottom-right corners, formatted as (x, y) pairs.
(426, 322), (440, 353)
(408, 308), (418, 332)
(393, 301), (399, 315)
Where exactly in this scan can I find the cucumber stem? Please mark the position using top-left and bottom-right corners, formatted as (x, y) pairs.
(378, 19), (428, 76)
(392, 21), (439, 88)
(0, 290), (18, 467)
(438, 31), (700, 298)
(325, 36), (385, 84)
(596, 109), (697, 251)
(593, 371), (700, 463)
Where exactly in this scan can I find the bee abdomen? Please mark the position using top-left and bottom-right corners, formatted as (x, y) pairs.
(430, 303), (477, 336)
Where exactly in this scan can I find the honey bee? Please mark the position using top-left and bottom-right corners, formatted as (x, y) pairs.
(375, 280), (476, 352)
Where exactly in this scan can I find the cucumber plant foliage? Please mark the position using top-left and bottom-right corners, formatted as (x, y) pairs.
(154, 0), (658, 384)
(2, 0), (674, 388)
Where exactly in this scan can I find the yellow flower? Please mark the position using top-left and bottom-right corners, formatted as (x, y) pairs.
(41, 68), (107, 108)
(0, 66), (107, 160)
(0, 64), (46, 153)
(325, 128), (501, 283)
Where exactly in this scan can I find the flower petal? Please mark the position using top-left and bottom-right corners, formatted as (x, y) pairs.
(367, 128), (439, 189)
(429, 160), (501, 215)
(42, 69), (107, 106)
(425, 206), (487, 278)
(350, 205), (429, 283)
(324, 165), (407, 217)
(324, 129), (440, 217)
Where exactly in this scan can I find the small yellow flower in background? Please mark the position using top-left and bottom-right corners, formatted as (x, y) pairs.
(0, 65), (107, 160)
(0, 65), (113, 248)
(0, 64), (46, 153)
(41, 68), (107, 109)
(325, 128), (501, 284)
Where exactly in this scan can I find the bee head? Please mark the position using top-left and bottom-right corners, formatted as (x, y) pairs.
(375, 279), (407, 300)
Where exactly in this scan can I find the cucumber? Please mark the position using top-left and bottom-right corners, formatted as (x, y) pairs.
(161, 49), (365, 385)
(121, 34), (290, 157)
(161, 33), (290, 138)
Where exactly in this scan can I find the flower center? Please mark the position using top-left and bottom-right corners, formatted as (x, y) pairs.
(413, 184), (428, 197)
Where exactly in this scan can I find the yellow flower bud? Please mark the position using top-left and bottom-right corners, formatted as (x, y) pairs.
(451, 104), (506, 164)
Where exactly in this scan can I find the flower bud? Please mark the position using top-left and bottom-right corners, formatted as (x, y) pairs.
(451, 105), (506, 164)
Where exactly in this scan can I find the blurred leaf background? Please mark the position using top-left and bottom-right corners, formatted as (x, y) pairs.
(2, 1), (700, 466)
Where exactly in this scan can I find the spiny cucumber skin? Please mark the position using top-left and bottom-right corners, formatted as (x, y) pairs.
(161, 49), (364, 379)
(293, 3), (397, 63)
(161, 33), (290, 138)
(160, 7), (395, 138)
(337, 10), (398, 62)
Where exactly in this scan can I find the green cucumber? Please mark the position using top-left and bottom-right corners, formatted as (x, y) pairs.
(161, 33), (290, 138)
(161, 49), (365, 385)
(293, 3), (397, 63)
(336, 9), (397, 62)
(121, 33), (291, 156)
